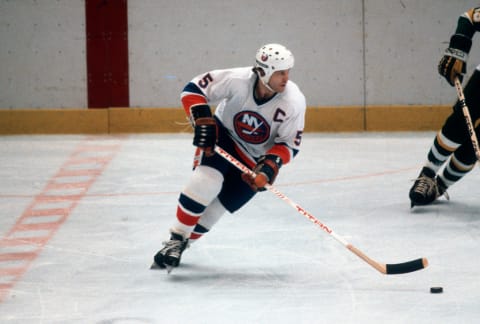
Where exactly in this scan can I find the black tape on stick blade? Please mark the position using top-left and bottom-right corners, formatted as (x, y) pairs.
(385, 258), (426, 275)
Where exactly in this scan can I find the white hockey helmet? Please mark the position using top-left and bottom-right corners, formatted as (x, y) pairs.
(254, 43), (294, 86)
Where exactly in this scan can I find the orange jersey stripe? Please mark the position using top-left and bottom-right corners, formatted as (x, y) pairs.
(181, 93), (207, 117)
(267, 144), (291, 165)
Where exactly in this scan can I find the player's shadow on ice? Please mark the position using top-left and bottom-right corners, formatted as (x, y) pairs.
(165, 263), (291, 285)
(409, 199), (478, 219)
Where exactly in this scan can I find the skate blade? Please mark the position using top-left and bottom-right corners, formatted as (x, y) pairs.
(150, 262), (166, 270)
(150, 262), (175, 274)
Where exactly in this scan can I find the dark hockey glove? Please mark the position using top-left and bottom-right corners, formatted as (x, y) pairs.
(191, 104), (217, 157)
(242, 154), (282, 192)
(438, 34), (472, 86)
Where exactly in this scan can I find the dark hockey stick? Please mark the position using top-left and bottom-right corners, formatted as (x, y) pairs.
(214, 146), (428, 275)
(454, 77), (480, 161)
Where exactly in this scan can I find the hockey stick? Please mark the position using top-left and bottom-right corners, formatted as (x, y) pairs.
(214, 146), (428, 275)
(454, 77), (480, 161)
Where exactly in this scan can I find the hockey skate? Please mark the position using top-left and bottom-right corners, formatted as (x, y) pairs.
(151, 230), (189, 273)
(409, 167), (438, 207)
(409, 167), (449, 207)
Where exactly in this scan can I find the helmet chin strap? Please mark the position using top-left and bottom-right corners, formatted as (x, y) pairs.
(255, 70), (275, 93)
(257, 72), (275, 93)
(261, 79), (275, 93)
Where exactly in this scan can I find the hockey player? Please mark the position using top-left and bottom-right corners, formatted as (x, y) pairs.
(409, 7), (480, 207)
(152, 44), (306, 270)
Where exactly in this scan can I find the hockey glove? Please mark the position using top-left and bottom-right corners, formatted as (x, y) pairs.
(438, 34), (472, 86)
(191, 104), (217, 157)
(242, 154), (282, 192)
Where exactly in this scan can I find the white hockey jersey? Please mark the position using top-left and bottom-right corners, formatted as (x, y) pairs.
(181, 67), (306, 164)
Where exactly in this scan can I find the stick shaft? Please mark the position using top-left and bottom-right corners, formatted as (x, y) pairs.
(214, 147), (342, 243)
(454, 77), (480, 161)
(213, 146), (427, 275)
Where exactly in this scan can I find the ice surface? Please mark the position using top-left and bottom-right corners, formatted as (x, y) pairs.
(0, 133), (478, 323)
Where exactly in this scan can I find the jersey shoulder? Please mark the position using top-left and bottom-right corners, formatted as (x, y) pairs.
(209, 66), (254, 82)
(282, 80), (307, 112)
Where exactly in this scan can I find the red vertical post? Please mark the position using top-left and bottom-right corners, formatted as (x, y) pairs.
(86, 0), (129, 108)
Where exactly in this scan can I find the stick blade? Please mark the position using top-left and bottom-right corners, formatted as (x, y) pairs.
(385, 257), (428, 275)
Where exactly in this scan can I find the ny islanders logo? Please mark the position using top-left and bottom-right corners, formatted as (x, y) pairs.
(234, 111), (270, 144)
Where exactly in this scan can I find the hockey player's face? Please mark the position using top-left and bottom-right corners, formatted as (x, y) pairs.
(268, 70), (290, 93)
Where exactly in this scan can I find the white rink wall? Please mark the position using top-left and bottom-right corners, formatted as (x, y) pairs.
(0, 0), (86, 108)
(1, 0), (480, 108)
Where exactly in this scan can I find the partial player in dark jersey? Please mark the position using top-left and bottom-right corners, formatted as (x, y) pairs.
(152, 44), (306, 270)
(409, 7), (480, 207)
